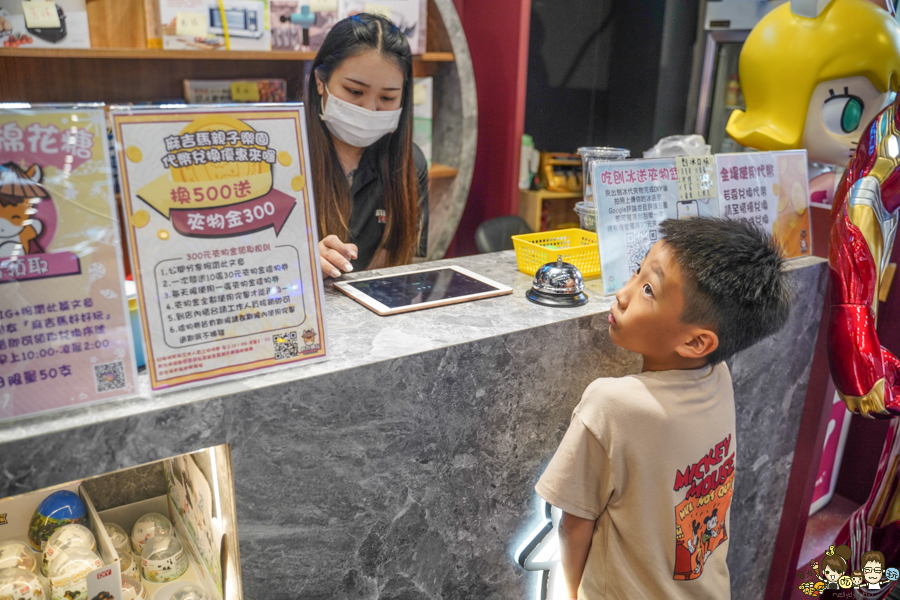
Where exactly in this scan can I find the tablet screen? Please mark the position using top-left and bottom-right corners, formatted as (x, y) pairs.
(343, 268), (500, 309)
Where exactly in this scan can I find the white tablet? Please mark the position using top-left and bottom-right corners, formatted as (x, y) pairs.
(333, 265), (513, 316)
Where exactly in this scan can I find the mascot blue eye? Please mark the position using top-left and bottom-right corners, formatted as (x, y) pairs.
(841, 97), (863, 133)
(823, 92), (865, 134)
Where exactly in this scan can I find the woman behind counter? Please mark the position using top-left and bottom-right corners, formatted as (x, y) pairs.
(307, 13), (429, 279)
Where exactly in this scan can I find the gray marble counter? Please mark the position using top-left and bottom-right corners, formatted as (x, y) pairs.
(0, 251), (827, 600)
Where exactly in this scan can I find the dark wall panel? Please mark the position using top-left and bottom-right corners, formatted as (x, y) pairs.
(524, 0), (697, 156)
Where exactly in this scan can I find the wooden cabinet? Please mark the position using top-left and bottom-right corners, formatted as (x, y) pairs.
(519, 188), (582, 232)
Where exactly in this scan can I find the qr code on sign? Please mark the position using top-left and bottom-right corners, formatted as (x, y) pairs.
(93, 361), (126, 393)
(626, 229), (656, 275)
(273, 331), (299, 360)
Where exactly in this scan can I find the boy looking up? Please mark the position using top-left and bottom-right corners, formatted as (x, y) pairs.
(536, 218), (792, 599)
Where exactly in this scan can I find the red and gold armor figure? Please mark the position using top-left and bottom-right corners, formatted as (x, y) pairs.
(718, 0), (900, 576)
(829, 94), (900, 568)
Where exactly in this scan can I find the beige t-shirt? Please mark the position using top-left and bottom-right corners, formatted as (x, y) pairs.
(535, 363), (736, 600)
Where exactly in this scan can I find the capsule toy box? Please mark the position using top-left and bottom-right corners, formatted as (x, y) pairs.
(0, 482), (120, 600)
(95, 451), (231, 600)
(0, 0), (90, 48)
(160, 0), (270, 51)
(97, 495), (219, 600)
(0, 455), (230, 600)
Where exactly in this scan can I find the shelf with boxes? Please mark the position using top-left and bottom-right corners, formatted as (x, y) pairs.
(518, 188), (583, 232)
(0, 0), (474, 260)
(0, 47), (455, 61)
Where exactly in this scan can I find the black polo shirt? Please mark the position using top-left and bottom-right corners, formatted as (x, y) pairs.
(347, 144), (429, 270)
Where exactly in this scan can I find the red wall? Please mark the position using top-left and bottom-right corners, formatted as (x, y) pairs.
(448, 0), (532, 257)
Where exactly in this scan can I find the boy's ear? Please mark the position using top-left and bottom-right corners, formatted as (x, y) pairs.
(676, 328), (719, 360)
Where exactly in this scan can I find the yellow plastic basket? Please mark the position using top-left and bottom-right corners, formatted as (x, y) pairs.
(512, 228), (601, 278)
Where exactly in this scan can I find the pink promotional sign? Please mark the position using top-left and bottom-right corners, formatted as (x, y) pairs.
(0, 251), (81, 282)
(0, 106), (137, 420)
(0, 119), (94, 172)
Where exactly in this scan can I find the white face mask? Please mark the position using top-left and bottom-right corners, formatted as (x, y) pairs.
(320, 83), (402, 148)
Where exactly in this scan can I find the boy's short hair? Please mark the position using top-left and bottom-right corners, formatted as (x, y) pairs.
(658, 217), (792, 364)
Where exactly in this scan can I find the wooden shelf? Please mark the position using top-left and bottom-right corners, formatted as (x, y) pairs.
(427, 164), (458, 179)
(519, 188), (582, 232)
(526, 189), (581, 199)
(0, 48), (453, 103)
(0, 0), (471, 261)
(0, 48), (454, 62)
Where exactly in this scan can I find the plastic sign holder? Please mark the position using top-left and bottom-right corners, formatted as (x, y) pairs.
(0, 104), (137, 421)
(109, 104), (328, 392)
(591, 150), (812, 295)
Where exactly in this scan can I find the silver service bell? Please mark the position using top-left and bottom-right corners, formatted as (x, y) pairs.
(526, 256), (589, 307)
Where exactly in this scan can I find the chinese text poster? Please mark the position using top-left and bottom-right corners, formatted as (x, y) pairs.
(716, 150), (812, 258)
(0, 105), (137, 419)
(593, 150), (812, 295)
(110, 105), (327, 391)
(592, 159), (717, 295)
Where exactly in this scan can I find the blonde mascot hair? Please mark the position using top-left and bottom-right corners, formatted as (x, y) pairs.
(726, 0), (900, 151)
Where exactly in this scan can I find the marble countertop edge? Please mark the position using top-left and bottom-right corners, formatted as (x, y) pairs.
(0, 251), (825, 443)
(0, 252), (599, 441)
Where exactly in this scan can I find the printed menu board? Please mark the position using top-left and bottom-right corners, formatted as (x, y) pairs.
(593, 150), (812, 295)
(0, 105), (137, 419)
(110, 105), (327, 391)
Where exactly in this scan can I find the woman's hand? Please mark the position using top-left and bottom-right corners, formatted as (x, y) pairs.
(319, 234), (358, 279)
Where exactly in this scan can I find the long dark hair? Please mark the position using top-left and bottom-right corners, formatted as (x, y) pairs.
(306, 14), (418, 267)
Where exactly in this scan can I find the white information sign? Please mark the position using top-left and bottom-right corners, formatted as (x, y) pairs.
(592, 150), (812, 296)
(110, 105), (327, 391)
(716, 149), (812, 258)
(592, 159), (718, 295)
(675, 155), (717, 201)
